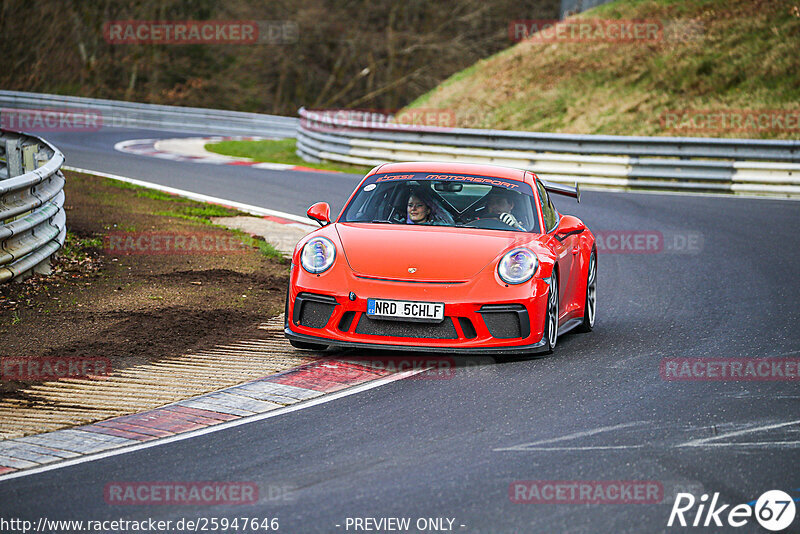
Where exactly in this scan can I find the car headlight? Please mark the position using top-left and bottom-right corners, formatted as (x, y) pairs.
(497, 248), (538, 284)
(300, 237), (336, 274)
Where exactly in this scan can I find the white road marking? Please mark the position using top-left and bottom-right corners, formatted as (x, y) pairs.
(0, 368), (426, 482)
(501, 445), (645, 451)
(494, 420), (800, 452)
(153, 137), (263, 160)
(493, 421), (647, 451)
(678, 419), (800, 447)
(63, 166), (317, 229)
(680, 441), (800, 448)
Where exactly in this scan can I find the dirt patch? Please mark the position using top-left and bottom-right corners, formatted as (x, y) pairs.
(0, 171), (292, 398)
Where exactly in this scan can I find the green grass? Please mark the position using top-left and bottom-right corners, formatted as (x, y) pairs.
(61, 231), (102, 259)
(403, 0), (800, 139)
(152, 211), (210, 225)
(154, 203), (240, 220)
(230, 230), (286, 262)
(149, 212), (285, 261)
(205, 138), (370, 174)
(104, 179), (238, 212)
(104, 178), (242, 218)
(100, 176), (283, 261)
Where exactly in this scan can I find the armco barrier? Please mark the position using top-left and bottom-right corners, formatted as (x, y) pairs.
(296, 108), (800, 197)
(0, 130), (66, 283)
(0, 90), (299, 138)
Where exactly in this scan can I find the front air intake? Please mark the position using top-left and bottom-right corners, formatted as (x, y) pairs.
(478, 304), (530, 339)
(293, 293), (338, 329)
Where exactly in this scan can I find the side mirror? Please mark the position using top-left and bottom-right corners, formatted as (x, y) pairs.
(307, 202), (331, 226)
(555, 215), (585, 237)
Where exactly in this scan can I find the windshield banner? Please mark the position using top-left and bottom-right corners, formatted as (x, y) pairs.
(368, 172), (531, 193)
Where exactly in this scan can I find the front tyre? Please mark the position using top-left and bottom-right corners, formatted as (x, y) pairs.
(577, 249), (597, 333)
(544, 274), (559, 353)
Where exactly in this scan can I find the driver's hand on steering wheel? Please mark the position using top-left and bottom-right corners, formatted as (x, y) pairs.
(499, 212), (525, 230)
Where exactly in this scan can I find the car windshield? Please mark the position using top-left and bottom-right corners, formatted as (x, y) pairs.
(340, 172), (540, 233)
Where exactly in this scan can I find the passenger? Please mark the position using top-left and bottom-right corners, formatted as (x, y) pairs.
(406, 191), (433, 224)
(484, 191), (525, 230)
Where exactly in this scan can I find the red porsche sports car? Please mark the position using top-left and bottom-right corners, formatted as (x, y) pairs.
(284, 162), (596, 354)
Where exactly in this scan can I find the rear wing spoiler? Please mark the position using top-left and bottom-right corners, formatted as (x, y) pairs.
(543, 181), (580, 203)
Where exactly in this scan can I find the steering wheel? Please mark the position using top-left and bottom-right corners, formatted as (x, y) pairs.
(462, 218), (515, 230)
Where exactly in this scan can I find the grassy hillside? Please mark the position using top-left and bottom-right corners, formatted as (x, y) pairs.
(405, 0), (800, 138)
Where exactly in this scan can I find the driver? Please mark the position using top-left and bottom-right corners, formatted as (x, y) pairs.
(484, 191), (525, 230)
(406, 190), (433, 224)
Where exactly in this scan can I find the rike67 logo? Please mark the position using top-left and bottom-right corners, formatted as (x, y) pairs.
(668, 489), (797, 531)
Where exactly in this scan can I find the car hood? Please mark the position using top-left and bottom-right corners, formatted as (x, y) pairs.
(335, 223), (528, 281)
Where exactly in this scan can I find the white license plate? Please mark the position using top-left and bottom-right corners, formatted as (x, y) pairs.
(367, 298), (445, 323)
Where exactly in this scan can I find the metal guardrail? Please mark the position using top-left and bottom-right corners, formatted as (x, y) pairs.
(0, 90), (299, 138)
(296, 108), (800, 197)
(0, 130), (66, 283)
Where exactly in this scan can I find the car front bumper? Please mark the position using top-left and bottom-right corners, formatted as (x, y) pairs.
(285, 271), (551, 354)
